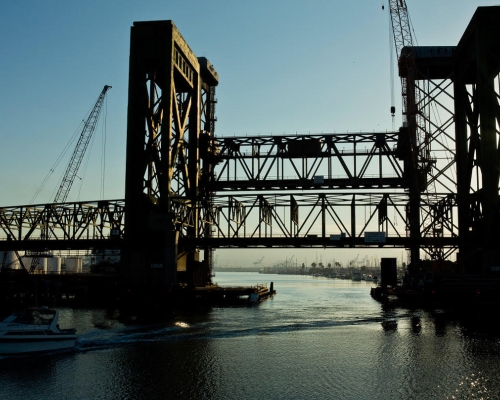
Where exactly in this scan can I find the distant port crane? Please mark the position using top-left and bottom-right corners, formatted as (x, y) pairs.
(253, 256), (265, 266)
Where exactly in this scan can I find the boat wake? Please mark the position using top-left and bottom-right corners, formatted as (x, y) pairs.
(74, 315), (391, 353)
(75, 322), (198, 352)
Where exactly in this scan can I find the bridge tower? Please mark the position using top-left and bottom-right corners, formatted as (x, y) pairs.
(123, 21), (218, 286)
(454, 7), (500, 274)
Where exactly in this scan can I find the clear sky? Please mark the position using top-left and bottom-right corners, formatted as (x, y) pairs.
(0, 1), (496, 267)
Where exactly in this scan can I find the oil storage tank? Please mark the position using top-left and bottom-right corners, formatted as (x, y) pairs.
(0, 251), (19, 269)
(65, 257), (82, 273)
(47, 257), (61, 274)
(37, 257), (48, 273)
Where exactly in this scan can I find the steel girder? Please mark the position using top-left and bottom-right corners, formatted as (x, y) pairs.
(0, 200), (125, 251)
(210, 132), (405, 191)
(454, 7), (500, 273)
(124, 21), (218, 285)
(399, 46), (457, 268)
(0, 193), (459, 255)
(6, 10), (499, 281)
(396, 6), (500, 273)
(192, 192), (458, 253)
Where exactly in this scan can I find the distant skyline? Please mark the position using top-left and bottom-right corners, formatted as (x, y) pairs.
(0, 1), (496, 267)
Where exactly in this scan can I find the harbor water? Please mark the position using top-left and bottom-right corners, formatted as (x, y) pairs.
(1, 271), (500, 399)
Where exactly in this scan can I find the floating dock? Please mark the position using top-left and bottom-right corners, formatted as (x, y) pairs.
(0, 269), (275, 312)
(195, 282), (276, 305)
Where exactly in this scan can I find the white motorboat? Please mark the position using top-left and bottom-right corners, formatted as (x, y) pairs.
(0, 307), (77, 355)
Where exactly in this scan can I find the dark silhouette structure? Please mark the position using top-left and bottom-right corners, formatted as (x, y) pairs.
(1, 8), (499, 291)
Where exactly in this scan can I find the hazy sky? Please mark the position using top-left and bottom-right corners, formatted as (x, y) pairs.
(0, 1), (496, 267)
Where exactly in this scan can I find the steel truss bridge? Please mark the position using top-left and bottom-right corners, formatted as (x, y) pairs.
(0, 130), (459, 254)
(1, 8), (500, 286)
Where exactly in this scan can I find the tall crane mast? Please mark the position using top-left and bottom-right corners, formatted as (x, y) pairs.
(388, 1), (418, 127)
(388, 1), (413, 71)
(388, 0), (432, 168)
(53, 85), (111, 203)
(387, 1), (426, 272)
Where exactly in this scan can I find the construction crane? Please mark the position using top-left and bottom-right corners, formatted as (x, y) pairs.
(387, 1), (430, 169)
(388, 0), (414, 122)
(54, 85), (112, 204)
(387, 1), (430, 272)
(26, 85), (111, 273)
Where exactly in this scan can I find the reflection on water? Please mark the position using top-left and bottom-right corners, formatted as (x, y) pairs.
(1, 272), (500, 399)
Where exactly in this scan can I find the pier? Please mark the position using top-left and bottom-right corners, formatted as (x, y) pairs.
(0, 268), (275, 313)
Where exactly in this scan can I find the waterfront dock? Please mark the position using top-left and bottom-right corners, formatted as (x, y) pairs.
(195, 282), (276, 305)
(0, 268), (275, 311)
(370, 275), (500, 308)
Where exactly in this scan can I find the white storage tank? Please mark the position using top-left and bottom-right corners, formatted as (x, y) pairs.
(0, 251), (19, 269)
(11, 255), (20, 270)
(47, 257), (61, 274)
(66, 257), (83, 273)
(37, 257), (48, 273)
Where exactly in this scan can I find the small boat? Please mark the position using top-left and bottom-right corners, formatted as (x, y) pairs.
(0, 307), (77, 355)
(352, 272), (362, 281)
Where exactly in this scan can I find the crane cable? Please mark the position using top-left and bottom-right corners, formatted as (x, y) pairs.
(29, 89), (109, 204)
(76, 96), (108, 202)
(101, 94), (108, 200)
(75, 122), (97, 202)
(389, 4), (396, 131)
(29, 119), (86, 205)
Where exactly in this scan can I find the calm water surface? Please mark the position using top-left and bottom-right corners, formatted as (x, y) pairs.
(1, 272), (499, 399)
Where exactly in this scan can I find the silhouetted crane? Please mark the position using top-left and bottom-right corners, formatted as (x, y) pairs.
(26, 85), (111, 273)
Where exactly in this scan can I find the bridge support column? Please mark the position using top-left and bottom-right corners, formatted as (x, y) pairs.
(454, 7), (500, 274)
(123, 20), (219, 286)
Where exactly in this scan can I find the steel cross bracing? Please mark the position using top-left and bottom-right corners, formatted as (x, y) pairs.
(453, 7), (500, 273)
(0, 193), (458, 256)
(401, 47), (457, 265)
(2, 11), (498, 280)
(192, 192), (459, 253)
(0, 82), (461, 262)
(209, 132), (405, 191)
(409, 51), (456, 191)
(397, 7), (500, 272)
(389, 0), (442, 271)
(190, 126), (458, 260)
(54, 85), (112, 204)
(123, 21), (220, 284)
(0, 200), (124, 251)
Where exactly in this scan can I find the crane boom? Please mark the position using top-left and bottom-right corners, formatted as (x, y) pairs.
(387, 1), (428, 271)
(388, 0), (413, 60)
(387, 1), (429, 165)
(388, 0), (418, 126)
(53, 85), (111, 203)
